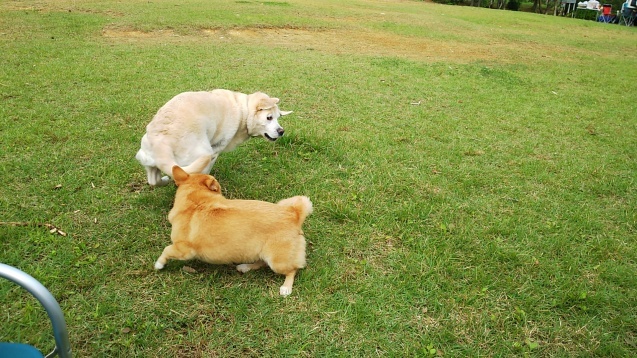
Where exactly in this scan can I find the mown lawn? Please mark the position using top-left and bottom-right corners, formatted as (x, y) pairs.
(1, 0), (636, 356)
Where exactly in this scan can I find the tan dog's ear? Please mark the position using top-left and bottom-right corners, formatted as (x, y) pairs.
(172, 166), (189, 186)
(205, 177), (221, 193)
(257, 97), (279, 111)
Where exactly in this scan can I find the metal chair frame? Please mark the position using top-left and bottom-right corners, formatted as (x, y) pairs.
(620, 8), (637, 25)
(0, 263), (72, 358)
(620, 0), (637, 25)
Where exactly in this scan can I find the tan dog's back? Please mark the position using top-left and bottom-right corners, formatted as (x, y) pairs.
(155, 166), (312, 296)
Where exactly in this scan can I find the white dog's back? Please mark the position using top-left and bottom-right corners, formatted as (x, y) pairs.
(135, 90), (292, 186)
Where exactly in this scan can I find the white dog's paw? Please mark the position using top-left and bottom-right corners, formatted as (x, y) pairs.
(279, 286), (292, 296)
(154, 261), (165, 270)
(236, 264), (252, 273)
(159, 176), (171, 187)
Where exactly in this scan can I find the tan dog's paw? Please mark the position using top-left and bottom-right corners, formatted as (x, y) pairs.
(279, 286), (292, 296)
(236, 264), (252, 273)
(154, 261), (165, 270)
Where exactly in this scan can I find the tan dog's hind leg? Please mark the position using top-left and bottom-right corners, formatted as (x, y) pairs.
(236, 261), (267, 273)
(154, 244), (196, 270)
(279, 270), (297, 296)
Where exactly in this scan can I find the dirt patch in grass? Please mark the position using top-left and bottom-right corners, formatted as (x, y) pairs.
(211, 27), (498, 62)
(102, 26), (519, 63)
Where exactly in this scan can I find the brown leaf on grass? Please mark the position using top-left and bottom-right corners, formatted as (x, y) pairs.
(128, 182), (145, 193)
(182, 266), (197, 273)
(121, 327), (132, 334)
(0, 221), (68, 236)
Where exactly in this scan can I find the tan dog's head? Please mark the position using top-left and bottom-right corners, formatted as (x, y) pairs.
(172, 166), (221, 193)
(247, 92), (293, 142)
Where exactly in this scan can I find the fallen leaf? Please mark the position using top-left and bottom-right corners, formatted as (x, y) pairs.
(182, 266), (197, 273)
(121, 327), (132, 334)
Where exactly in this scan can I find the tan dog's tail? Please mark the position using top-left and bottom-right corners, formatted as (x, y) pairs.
(277, 196), (313, 225)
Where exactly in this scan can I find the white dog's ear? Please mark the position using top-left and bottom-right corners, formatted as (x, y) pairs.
(257, 97), (279, 111)
(280, 110), (293, 116)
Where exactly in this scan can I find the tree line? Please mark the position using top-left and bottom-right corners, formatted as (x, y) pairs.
(427, 0), (626, 15)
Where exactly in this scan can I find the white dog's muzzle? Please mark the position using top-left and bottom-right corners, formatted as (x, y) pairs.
(264, 127), (285, 141)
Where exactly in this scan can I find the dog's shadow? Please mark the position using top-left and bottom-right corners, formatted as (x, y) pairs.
(160, 260), (291, 288)
(129, 179), (177, 215)
(130, 130), (334, 192)
(213, 133), (337, 196)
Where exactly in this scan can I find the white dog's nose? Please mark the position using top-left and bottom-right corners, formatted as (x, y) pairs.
(277, 128), (285, 137)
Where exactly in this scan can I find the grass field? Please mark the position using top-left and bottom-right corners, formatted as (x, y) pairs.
(1, 0), (636, 356)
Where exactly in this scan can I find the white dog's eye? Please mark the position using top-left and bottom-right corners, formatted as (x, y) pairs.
(267, 115), (273, 121)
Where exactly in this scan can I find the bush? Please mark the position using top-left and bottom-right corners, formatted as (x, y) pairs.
(506, 0), (520, 10)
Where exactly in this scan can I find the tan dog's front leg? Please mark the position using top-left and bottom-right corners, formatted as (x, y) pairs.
(154, 244), (194, 270)
(279, 270), (297, 296)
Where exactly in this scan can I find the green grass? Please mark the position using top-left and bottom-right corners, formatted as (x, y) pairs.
(1, 0), (636, 356)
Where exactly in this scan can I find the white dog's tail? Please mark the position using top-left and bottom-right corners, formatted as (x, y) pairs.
(277, 196), (313, 225)
(180, 155), (213, 175)
(154, 153), (213, 178)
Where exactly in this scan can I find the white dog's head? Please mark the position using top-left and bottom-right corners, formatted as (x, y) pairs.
(247, 93), (292, 141)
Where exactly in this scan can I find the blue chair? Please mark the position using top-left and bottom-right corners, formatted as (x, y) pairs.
(620, 0), (637, 25)
(0, 263), (72, 358)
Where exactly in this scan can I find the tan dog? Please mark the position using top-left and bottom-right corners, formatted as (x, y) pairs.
(154, 166), (312, 296)
(136, 90), (293, 186)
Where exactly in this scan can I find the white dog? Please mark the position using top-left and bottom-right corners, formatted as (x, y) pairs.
(135, 90), (292, 186)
